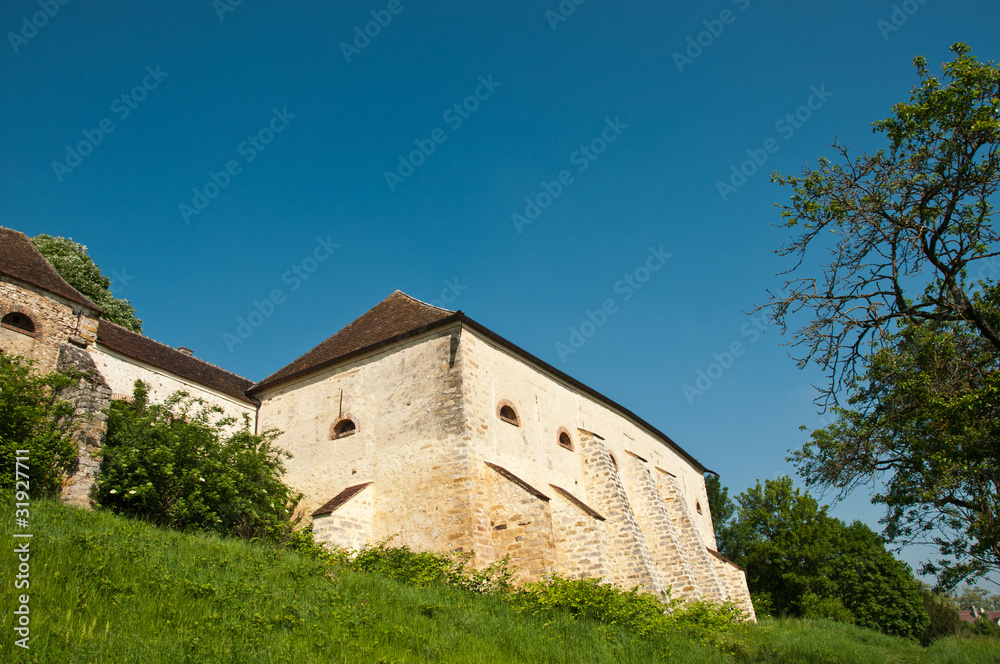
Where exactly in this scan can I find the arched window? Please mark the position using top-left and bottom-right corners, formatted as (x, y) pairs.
(608, 452), (619, 471)
(696, 501), (703, 515)
(329, 415), (358, 440)
(557, 428), (574, 451)
(1, 312), (35, 336)
(497, 400), (520, 427)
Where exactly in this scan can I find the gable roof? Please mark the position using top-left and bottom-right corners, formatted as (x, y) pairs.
(0, 226), (102, 312)
(250, 290), (710, 473)
(96, 319), (255, 404)
(251, 290), (455, 393)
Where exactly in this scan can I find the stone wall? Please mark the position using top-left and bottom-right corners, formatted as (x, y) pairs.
(257, 327), (480, 557)
(56, 342), (112, 508)
(263, 322), (753, 614)
(0, 276), (98, 372)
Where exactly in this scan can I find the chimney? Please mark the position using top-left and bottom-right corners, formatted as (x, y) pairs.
(177, 347), (194, 356)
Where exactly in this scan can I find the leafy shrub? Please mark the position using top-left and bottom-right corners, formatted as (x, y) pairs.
(512, 575), (674, 636)
(338, 537), (515, 595)
(96, 381), (304, 544)
(0, 354), (78, 497)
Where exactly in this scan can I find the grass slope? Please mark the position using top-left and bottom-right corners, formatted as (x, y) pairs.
(2, 500), (997, 663)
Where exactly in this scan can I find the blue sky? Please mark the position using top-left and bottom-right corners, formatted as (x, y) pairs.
(3, 0), (998, 582)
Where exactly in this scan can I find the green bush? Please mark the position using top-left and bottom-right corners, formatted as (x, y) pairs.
(96, 381), (304, 544)
(0, 353), (78, 497)
(339, 537), (515, 595)
(512, 575), (674, 636)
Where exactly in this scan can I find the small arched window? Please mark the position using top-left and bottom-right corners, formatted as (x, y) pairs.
(1, 312), (35, 336)
(696, 501), (703, 515)
(557, 428), (574, 451)
(608, 452), (619, 471)
(497, 400), (520, 427)
(330, 416), (358, 440)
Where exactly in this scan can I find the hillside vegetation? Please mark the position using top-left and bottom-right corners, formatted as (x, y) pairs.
(2, 500), (997, 664)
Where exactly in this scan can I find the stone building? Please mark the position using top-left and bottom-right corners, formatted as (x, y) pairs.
(0, 226), (753, 615)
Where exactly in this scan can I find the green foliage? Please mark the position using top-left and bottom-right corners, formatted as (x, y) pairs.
(921, 587), (962, 646)
(512, 575), (678, 637)
(336, 537), (515, 595)
(31, 233), (143, 332)
(762, 43), (1000, 588)
(96, 381), (302, 543)
(953, 584), (1000, 611)
(0, 353), (78, 497)
(705, 473), (735, 547)
(796, 295), (1000, 589)
(720, 477), (929, 639)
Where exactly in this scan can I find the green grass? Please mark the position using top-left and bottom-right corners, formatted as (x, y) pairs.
(2, 500), (997, 663)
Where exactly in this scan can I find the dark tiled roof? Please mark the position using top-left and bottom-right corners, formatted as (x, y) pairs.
(251, 291), (455, 394)
(312, 482), (372, 517)
(0, 226), (102, 312)
(549, 484), (605, 520)
(96, 320), (255, 404)
(485, 462), (550, 501)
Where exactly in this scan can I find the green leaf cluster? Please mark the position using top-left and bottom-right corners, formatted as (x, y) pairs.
(31, 234), (143, 332)
(95, 381), (301, 543)
(0, 353), (78, 497)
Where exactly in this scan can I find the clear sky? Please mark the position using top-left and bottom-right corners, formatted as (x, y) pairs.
(3, 0), (998, 583)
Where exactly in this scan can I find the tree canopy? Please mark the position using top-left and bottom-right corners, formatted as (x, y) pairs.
(717, 477), (929, 639)
(31, 234), (143, 332)
(759, 43), (1000, 588)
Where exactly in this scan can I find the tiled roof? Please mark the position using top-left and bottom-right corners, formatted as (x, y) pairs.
(96, 320), (255, 404)
(312, 482), (372, 517)
(958, 609), (1000, 624)
(0, 226), (102, 312)
(251, 291), (455, 394)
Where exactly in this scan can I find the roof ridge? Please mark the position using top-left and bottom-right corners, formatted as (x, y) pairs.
(392, 289), (454, 315)
(97, 319), (254, 384)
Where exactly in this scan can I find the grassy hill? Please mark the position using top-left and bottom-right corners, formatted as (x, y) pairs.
(2, 500), (997, 663)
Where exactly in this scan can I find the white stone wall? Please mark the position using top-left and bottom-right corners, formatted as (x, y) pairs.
(88, 344), (256, 426)
(458, 327), (717, 547)
(256, 327), (475, 554)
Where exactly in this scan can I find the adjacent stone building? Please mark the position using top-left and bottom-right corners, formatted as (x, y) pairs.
(0, 226), (753, 615)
